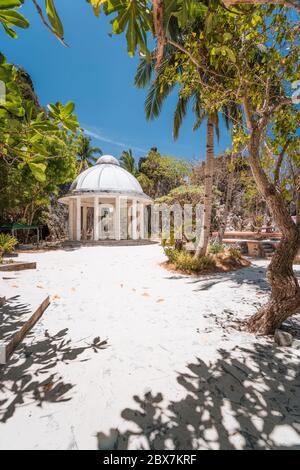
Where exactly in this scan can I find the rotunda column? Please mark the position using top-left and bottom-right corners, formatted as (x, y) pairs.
(139, 202), (145, 239)
(114, 196), (121, 241)
(82, 204), (87, 240)
(76, 196), (81, 241)
(132, 199), (138, 240)
(68, 198), (74, 240)
(94, 196), (99, 241)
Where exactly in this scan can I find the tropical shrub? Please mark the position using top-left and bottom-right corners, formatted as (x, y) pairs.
(209, 242), (225, 254)
(164, 247), (178, 264)
(228, 247), (242, 260)
(0, 234), (18, 256)
(164, 248), (215, 273)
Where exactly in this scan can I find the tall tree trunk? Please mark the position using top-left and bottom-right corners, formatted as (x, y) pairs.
(195, 115), (214, 257)
(216, 154), (234, 244)
(247, 231), (300, 334)
(246, 129), (300, 334)
(152, 0), (165, 72)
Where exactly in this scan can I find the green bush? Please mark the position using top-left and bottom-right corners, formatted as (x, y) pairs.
(164, 247), (178, 263)
(161, 229), (175, 247)
(164, 247), (215, 273)
(228, 246), (242, 259)
(208, 242), (225, 254)
(161, 238), (168, 247)
(0, 233), (18, 255)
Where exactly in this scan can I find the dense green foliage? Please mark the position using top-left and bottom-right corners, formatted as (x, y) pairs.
(0, 233), (17, 256)
(118, 147), (191, 199)
(137, 147), (191, 198)
(0, 0), (66, 44)
(155, 185), (203, 206)
(0, 53), (79, 182)
(0, 55), (80, 226)
(157, 5), (300, 200)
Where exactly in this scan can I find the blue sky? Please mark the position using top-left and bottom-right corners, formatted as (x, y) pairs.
(0, 0), (232, 162)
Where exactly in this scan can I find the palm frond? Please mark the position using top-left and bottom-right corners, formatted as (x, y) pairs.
(145, 78), (174, 120)
(134, 57), (154, 88)
(192, 109), (206, 132)
(173, 94), (190, 140)
(120, 149), (136, 175)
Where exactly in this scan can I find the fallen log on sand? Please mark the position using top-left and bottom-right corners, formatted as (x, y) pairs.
(0, 296), (50, 365)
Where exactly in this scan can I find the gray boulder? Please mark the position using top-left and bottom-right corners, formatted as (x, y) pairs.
(274, 329), (293, 347)
(292, 339), (300, 350)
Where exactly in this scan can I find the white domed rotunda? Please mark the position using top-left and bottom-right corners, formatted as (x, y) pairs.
(59, 155), (152, 241)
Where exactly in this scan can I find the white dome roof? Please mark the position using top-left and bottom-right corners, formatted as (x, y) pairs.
(70, 155), (145, 196)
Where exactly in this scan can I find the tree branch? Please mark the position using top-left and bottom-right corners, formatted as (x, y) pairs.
(242, 94), (254, 130)
(166, 38), (201, 69)
(273, 137), (292, 184)
(259, 96), (292, 130)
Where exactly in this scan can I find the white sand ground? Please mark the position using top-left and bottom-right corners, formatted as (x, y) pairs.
(0, 244), (300, 450)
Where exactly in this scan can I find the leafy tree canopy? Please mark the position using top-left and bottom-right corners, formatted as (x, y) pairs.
(138, 147), (191, 198)
(155, 184), (204, 205)
(0, 53), (80, 182)
(0, 57), (79, 226)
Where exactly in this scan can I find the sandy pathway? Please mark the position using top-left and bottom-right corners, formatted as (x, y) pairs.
(0, 245), (300, 449)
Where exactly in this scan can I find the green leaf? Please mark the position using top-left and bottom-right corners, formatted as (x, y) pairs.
(62, 115), (79, 132)
(90, 0), (104, 17)
(45, 0), (64, 39)
(0, 9), (29, 28)
(28, 162), (47, 182)
(126, 10), (137, 57)
(0, 1), (23, 10)
(2, 24), (17, 37)
(112, 7), (130, 34)
(64, 100), (75, 115)
(224, 47), (236, 63)
(205, 12), (213, 33)
(30, 120), (57, 131)
(223, 32), (232, 42)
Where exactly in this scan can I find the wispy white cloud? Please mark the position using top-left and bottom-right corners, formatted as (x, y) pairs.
(84, 128), (147, 154)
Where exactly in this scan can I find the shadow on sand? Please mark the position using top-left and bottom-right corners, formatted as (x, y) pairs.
(165, 263), (270, 292)
(0, 296), (108, 423)
(97, 343), (300, 450)
(166, 262), (300, 294)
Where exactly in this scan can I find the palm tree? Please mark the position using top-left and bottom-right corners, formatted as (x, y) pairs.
(135, 43), (238, 256)
(171, 91), (220, 257)
(77, 135), (102, 173)
(120, 149), (137, 175)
